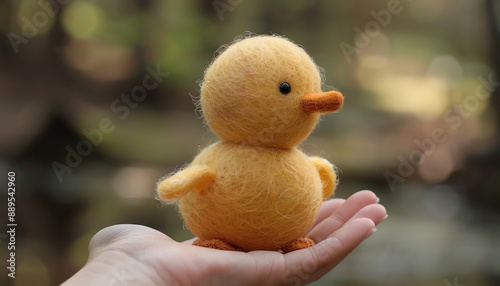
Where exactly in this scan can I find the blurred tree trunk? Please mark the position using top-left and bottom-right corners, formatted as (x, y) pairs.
(488, 0), (500, 112)
(450, 0), (500, 212)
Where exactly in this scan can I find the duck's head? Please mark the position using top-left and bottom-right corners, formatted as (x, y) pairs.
(200, 35), (343, 149)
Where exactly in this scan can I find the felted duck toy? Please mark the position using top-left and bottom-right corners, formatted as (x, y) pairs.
(157, 35), (344, 253)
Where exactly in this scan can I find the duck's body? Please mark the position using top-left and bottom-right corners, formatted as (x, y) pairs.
(179, 142), (323, 250)
(157, 35), (343, 252)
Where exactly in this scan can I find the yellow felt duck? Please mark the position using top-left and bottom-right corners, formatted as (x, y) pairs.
(157, 35), (344, 253)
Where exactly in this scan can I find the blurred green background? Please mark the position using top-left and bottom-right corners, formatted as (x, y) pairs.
(0, 0), (499, 285)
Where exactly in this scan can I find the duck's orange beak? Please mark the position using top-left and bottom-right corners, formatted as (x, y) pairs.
(300, 90), (344, 114)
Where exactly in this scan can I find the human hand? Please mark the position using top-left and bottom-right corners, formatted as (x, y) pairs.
(63, 190), (387, 286)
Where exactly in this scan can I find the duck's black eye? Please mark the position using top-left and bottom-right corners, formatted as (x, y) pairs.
(279, 82), (291, 95)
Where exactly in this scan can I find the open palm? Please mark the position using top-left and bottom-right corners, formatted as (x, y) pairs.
(63, 190), (386, 286)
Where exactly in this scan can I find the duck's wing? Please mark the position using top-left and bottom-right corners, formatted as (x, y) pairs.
(309, 157), (338, 199)
(157, 165), (216, 204)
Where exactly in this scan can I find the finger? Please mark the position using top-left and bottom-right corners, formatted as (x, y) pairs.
(307, 190), (378, 243)
(282, 218), (375, 285)
(311, 199), (345, 228)
(310, 218), (376, 282)
(346, 203), (387, 226)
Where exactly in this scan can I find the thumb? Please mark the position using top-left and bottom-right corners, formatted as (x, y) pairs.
(88, 224), (171, 256)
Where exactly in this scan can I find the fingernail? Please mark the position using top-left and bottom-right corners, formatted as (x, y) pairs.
(376, 197), (380, 203)
(364, 227), (377, 240)
(383, 214), (388, 220)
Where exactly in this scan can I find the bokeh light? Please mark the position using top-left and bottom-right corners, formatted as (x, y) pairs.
(62, 1), (104, 39)
(1, 0), (499, 285)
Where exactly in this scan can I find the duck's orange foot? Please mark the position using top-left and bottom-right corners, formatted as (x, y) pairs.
(193, 239), (246, 252)
(282, 238), (314, 253)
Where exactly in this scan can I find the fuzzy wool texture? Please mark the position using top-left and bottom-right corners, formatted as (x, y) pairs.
(281, 237), (315, 253)
(301, 91), (344, 114)
(179, 142), (324, 250)
(193, 238), (245, 252)
(157, 34), (342, 252)
(200, 35), (323, 150)
(310, 157), (338, 199)
(158, 165), (216, 202)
